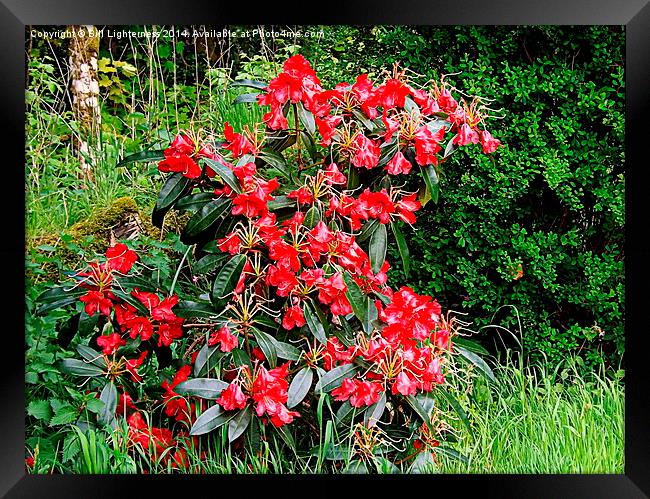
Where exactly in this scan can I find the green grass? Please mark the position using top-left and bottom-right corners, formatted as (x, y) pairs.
(27, 354), (624, 474)
(436, 354), (624, 474)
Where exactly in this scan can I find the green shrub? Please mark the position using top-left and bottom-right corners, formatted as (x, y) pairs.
(302, 26), (624, 371)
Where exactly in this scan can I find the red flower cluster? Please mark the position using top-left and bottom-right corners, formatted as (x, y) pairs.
(77, 243), (138, 317)
(158, 133), (221, 179)
(161, 365), (193, 423)
(114, 290), (184, 347)
(323, 287), (449, 407)
(216, 363), (299, 427)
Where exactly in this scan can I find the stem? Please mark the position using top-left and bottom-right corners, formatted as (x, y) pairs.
(170, 245), (192, 296)
(293, 103), (302, 166)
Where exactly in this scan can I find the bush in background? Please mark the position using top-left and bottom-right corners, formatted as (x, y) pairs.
(301, 26), (624, 371)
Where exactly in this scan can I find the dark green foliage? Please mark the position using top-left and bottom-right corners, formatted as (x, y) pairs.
(302, 26), (624, 370)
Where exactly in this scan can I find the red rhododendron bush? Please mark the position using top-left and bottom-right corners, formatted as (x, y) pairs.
(37, 55), (501, 473)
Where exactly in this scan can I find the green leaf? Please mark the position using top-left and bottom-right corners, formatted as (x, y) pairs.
(300, 131), (318, 162)
(403, 96), (420, 117)
(455, 346), (495, 382)
(443, 137), (457, 158)
(193, 344), (225, 377)
(287, 367), (313, 408)
(116, 149), (165, 168)
(344, 459), (369, 473)
(27, 400), (52, 422)
(406, 392), (435, 423)
(335, 400), (357, 424)
(59, 359), (105, 378)
(364, 392), (387, 428)
(175, 300), (220, 319)
(76, 344), (107, 368)
(35, 286), (85, 315)
(267, 195), (295, 211)
(452, 337), (490, 356)
(352, 109), (375, 131)
(50, 404), (78, 426)
(391, 222), (410, 277)
(152, 173), (191, 228)
(175, 192), (216, 213)
(175, 378), (228, 399)
(253, 328), (277, 368)
(298, 103), (316, 134)
(369, 222), (387, 273)
(438, 388), (472, 435)
(315, 363), (358, 393)
(228, 407), (252, 442)
(420, 165), (440, 204)
(409, 451), (435, 473)
(211, 254), (246, 305)
(303, 205), (321, 229)
(343, 272), (370, 333)
(230, 79), (267, 90)
(346, 166), (360, 190)
(273, 340), (301, 361)
(202, 158), (242, 194)
(189, 404), (237, 436)
(274, 423), (297, 454)
(182, 198), (230, 241)
(78, 310), (99, 336)
(234, 92), (259, 103)
(356, 219), (380, 244)
(97, 382), (117, 426)
(304, 302), (327, 345)
(258, 149), (290, 179)
(193, 252), (229, 275)
(231, 348), (252, 369)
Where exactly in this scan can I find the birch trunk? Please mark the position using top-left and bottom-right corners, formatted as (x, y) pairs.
(68, 25), (101, 182)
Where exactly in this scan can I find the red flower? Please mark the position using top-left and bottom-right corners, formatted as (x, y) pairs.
(318, 273), (352, 316)
(25, 456), (35, 470)
(396, 193), (422, 225)
(410, 88), (440, 115)
(453, 123), (480, 146)
(372, 78), (411, 109)
(207, 326), (239, 352)
(105, 243), (138, 274)
(131, 288), (160, 311)
(352, 133), (380, 169)
(223, 122), (258, 158)
(266, 264), (299, 297)
(386, 150), (412, 175)
(480, 129), (501, 153)
(157, 319), (184, 347)
(217, 383), (248, 411)
(391, 371), (418, 396)
(161, 365), (192, 422)
(251, 365), (299, 427)
(282, 305), (306, 330)
(125, 316), (154, 341)
(268, 240), (301, 273)
(414, 125), (445, 166)
(331, 377), (383, 407)
(287, 186), (314, 205)
(217, 232), (243, 255)
(125, 350), (148, 382)
(80, 290), (113, 317)
(96, 333), (126, 355)
(151, 295), (179, 322)
(322, 163), (347, 185)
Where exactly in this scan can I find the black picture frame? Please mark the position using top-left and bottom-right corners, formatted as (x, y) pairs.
(7, 1), (650, 496)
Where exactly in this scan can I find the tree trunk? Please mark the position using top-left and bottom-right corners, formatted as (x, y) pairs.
(68, 25), (101, 182)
